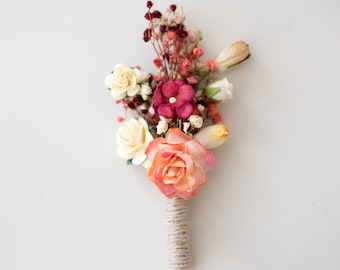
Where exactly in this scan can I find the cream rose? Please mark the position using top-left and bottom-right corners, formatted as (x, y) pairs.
(116, 118), (154, 165)
(105, 64), (141, 99)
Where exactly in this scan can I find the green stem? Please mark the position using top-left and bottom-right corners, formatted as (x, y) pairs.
(178, 118), (182, 130)
(194, 71), (211, 91)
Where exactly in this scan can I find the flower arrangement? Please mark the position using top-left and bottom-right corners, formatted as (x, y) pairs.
(105, 1), (250, 268)
(106, 1), (250, 199)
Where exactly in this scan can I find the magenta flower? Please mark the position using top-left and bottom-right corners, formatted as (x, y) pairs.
(152, 80), (195, 119)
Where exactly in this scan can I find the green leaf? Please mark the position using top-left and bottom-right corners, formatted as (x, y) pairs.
(127, 159), (133, 165)
(206, 87), (221, 99)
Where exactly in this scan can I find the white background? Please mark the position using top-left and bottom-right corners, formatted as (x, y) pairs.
(1, 0), (340, 269)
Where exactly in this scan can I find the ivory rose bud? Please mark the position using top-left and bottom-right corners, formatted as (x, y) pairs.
(206, 78), (233, 102)
(194, 124), (229, 149)
(215, 41), (250, 71)
(105, 64), (141, 99)
(146, 128), (216, 200)
(116, 118), (153, 165)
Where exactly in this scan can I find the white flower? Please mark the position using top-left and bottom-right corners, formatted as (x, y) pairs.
(188, 115), (203, 129)
(188, 27), (203, 42)
(159, 116), (172, 122)
(156, 120), (168, 135)
(206, 78), (233, 102)
(140, 83), (152, 100)
(116, 118), (153, 165)
(134, 68), (149, 82)
(166, 12), (184, 26)
(105, 64), (141, 99)
(196, 62), (209, 74)
(197, 104), (205, 112)
(182, 122), (190, 133)
(137, 103), (148, 112)
(148, 107), (155, 115)
(151, 18), (162, 28)
(194, 124), (229, 149)
(215, 41), (250, 71)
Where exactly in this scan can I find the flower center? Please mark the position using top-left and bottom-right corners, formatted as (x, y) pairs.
(169, 97), (177, 104)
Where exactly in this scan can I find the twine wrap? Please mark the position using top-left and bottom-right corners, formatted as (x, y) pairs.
(166, 196), (191, 270)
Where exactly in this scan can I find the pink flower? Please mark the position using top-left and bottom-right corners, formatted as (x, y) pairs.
(186, 76), (198, 84)
(153, 58), (162, 68)
(152, 80), (195, 119)
(206, 59), (217, 71)
(152, 75), (161, 82)
(180, 58), (191, 76)
(207, 102), (220, 117)
(117, 116), (125, 122)
(167, 31), (176, 40)
(212, 113), (222, 123)
(146, 128), (216, 199)
(193, 47), (204, 57)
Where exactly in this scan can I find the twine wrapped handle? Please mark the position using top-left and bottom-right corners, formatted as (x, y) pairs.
(166, 196), (191, 270)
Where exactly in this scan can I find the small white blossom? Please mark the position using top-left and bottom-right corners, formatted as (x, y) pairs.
(166, 12), (184, 26)
(159, 116), (172, 122)
(182, 122), (190, 133)
(135, 69), (149, 82)
(148, 107), (155, 115)
(188, 27), (203, 42)
(152, 18), (162, 28)
(140, 84), (152, 100)
(188, 115), (203, 129)
(137, 103), (148, 112)
(156, 120), (168, 135)
(196, 62), (209, 74)
(197, 104), (205, 112)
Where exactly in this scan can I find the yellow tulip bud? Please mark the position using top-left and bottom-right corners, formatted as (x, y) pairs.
(194, 124), (229, 149)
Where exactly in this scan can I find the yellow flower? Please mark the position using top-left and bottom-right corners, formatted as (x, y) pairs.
(116, 118), (153, 165)
(215, 41), (250, 71)
(105, 64), (141, 99)
(194, 124), (229, 149)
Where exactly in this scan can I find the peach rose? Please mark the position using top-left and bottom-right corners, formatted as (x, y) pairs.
(145, 128), (216, 199)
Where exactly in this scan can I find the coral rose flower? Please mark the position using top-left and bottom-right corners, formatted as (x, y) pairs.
(145, 128), (216, 199)
(152, 80), (195, 119)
